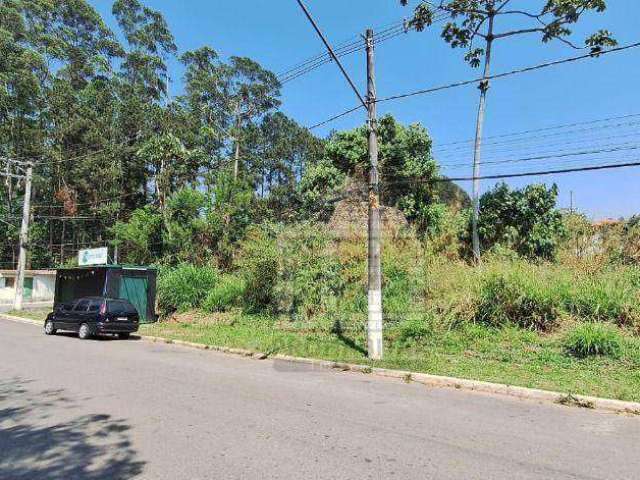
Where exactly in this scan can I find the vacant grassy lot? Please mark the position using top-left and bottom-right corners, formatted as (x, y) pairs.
(139, 312), (640, 403)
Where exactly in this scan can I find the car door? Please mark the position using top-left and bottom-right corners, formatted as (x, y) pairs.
(69, 299), (90, 331)
(87, 299), (101, 325)
(55, 302), (75, 330)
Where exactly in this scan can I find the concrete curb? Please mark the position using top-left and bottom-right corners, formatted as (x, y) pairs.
(3, 313), (639, 416)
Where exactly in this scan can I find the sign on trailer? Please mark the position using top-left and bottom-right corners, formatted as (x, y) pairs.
(78, 247), (109, 266)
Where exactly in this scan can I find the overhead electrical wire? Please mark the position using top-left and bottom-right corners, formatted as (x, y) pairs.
(279, 13), (451, 85)
(433, 117), (640, 157)
(432, 113), (640, 150)
(435, 129), (640, 163)
(382, 160), (640, 185)
(436, 142), (640, 170)
(307, 41), (640, 130)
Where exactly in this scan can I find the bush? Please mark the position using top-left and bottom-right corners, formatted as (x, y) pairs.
(474, 270), (563, 331)
(157, 264), (218, 317)
(239, 230), (279, 313)
(202, 275), (245, 313)
(394, 315), (433, 345)
(238, 223), (344, 318)
(564, 323), (623, 358)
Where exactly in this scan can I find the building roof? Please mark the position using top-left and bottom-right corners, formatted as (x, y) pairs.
(55, 265), (156, 271)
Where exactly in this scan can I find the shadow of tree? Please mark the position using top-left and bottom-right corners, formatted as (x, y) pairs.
(0, 377), (145, 479)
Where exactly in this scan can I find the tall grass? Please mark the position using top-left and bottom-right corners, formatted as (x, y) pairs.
(157, 264), (219, 316)
(564, 323), (623, 358)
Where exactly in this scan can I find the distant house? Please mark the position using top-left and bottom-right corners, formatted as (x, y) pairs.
(0, 270), (56, 305)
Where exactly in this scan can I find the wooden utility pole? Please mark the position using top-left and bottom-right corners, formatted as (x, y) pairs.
(365, 29), (383, 360)
(14, 162), (33, 311)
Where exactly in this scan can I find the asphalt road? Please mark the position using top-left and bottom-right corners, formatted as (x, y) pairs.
(1, 318), (638, 480)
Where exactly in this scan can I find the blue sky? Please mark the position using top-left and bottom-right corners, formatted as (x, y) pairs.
(90, 0), (640, 219)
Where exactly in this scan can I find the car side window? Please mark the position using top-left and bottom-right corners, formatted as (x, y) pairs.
(73, 299), (90, 312)
(88, 300), (101, 313)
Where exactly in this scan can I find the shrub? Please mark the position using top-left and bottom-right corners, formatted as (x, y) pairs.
(474, 270), (562, 331)
(564, 323), (623, 358)
(157, 264), (218, 317)
(395, 315), (433, 345)
(202, 275), (245, 313)
(238, 223), (344, 318)
(238, 229), (279, 313)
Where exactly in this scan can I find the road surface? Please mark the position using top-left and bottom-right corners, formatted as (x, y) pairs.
(1, 318), (638, 480)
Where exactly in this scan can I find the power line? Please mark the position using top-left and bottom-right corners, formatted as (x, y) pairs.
(280, 14), (451, 86)
(278, 22), (404, 81)
(307, 41), (640, 130)
(308, 105), (365, 130)
(295, 0), (367, 108)
(435, 129), (640, 163)
(433, 113), (640, 150)
(436, 144), (640, 170)
(276, 17), (415, 78)
(279, 25), (408, 84)
(383, 160), (640, 185)
(377, 41), (640, 104)
(433, 118), (640, 157)
(32, 191), (142, 210)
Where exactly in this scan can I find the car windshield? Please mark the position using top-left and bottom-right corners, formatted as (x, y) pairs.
(107, 300), (137, 315)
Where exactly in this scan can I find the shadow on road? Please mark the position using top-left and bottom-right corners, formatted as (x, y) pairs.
(0, 376), (145, 480)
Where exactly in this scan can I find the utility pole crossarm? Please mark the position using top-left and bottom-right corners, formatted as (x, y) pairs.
(294, 0), (368, 109)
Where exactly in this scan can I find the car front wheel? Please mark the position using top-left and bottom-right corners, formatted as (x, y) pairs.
(78, 323), (91, 340)
(44, 320), (57, 335)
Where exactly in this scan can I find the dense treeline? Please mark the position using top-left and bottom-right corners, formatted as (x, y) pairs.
(1, 0), (636, 273)
(0, 0), (469, 269)
(0, 0), (328, 268)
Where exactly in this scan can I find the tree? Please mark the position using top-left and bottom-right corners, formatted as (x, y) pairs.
(401, 0), (616, 262)
(325, 115), (440, 233)
(179, 47), (228, 159)
(113, 0), (176, 101)
(223, 57), (281, 179)
(477, 182), (564, 259)
(297, 158), (347, 222)
(111, 206), (163, 265)
(136, 133), (200, 210)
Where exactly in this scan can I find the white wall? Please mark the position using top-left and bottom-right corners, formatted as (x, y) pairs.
(33, 275), (55, 301)
(0, 273), (56, 304)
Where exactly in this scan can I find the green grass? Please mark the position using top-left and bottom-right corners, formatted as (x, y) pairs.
(6, 309), (49, 321)
(140, 313), (640, 403)
(6, 307), (640, 402)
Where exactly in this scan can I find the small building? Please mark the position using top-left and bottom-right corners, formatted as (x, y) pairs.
(54, 266), (157, 322)
(0, 270), (56, 305)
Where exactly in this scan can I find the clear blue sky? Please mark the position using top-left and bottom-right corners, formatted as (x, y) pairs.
(90, 0), (640, 219)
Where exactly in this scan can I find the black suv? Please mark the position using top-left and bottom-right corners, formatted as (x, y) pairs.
(44, 297), (140, 340)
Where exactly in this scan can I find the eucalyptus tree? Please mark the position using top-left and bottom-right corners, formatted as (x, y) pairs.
(113, 0), (176, 101)
(180, 47), (228, 161)
(400, 0), (616, 262)
(222, 57), (281, 179)
(112, 0), (177, 206)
